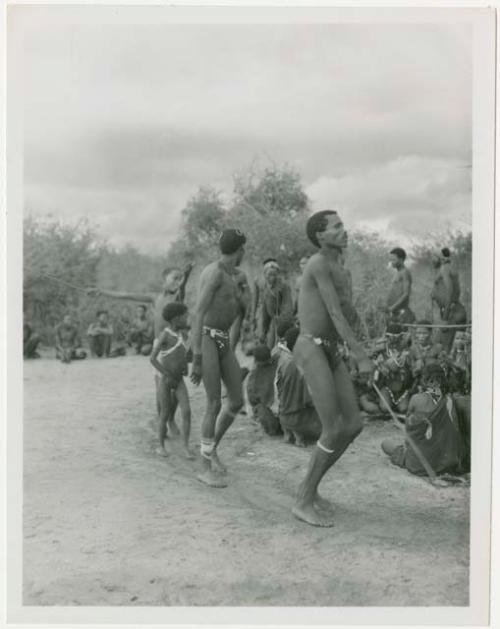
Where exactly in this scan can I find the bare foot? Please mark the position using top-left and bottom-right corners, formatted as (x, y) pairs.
(211, 451), (227, 475)
(155, 446), (168, 458)
(314, 493), (335, 513)
(197, 470), (227, 488)
(167, 421), (181, 437)
(292, 503), (335, 527)
(183, 445), (195, 460)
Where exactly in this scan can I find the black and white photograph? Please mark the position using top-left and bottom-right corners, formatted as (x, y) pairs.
(4, 4), (496, 625)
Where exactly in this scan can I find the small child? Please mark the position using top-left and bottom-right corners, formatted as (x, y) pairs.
(150, 302), (193, 459)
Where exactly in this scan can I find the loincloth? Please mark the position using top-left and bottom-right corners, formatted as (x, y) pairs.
(203, 326), (231, 359)
(301, 334), (343, 371)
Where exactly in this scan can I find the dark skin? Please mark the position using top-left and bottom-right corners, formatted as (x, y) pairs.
(386, 254), (412, 314)
(190, 247), (246, 488)
(293, 213), (373, 527)
(150, 311), (193, 460)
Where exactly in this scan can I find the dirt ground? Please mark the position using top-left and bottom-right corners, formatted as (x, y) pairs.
(23, 352), (470, 607)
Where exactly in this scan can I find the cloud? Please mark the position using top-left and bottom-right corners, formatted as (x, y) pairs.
(306, 155), (471, 237)
(22, 20), (472, 250)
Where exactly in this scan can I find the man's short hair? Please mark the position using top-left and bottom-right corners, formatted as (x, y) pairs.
(162, 266), (180, 278)
(441, 247), (451, 258)
(306, 210), (338, 248)
(263, 257), (278, 266)
(162, 302), (188, 322)
(422, 363), (447, 390)
(390, 247), (406, 261)
(219, 229), (246, 254)
(96, 310), (108, 317)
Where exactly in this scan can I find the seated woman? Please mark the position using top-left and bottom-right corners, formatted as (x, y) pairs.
(274, 326), (321, 447)
(246, 345), (281, 436)
(381, 364), (470, 476)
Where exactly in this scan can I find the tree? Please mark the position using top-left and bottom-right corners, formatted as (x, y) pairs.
(23, 216), (104, 340)
(181, 185), (227, 248)
(233, 162), (309, 219)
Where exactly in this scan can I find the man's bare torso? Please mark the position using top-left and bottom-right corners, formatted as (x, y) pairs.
(387, 268), (410, 309)
(297, 252), (355, 339)
(201, 261), (241, 332)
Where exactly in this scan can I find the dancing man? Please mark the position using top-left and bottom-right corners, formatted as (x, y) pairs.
(293, 210), (373, 527)
(190, 229), (248, 488)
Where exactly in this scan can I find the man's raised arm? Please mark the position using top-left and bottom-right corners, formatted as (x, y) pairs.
(86, 288), (155, 304)
(312, 261), (369, 364)
(190, 266), (222, 385)
(440, 266), (454, 319)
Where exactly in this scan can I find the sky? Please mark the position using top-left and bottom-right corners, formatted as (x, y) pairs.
(23, 20), (472, 253)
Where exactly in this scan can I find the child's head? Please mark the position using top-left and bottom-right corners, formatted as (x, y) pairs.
(385, 323), (404, 349)
(415, 320), (432, 345)
(162, 267), (184, 293)
(283, 326), (300, 352)
(253, 345), (272, 366)
(276, 317), (296, 341)
(162, 302), (188, 330)
(422, 363), (447, 392)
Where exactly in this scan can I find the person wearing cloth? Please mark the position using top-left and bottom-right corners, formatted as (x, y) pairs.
(190, 228), (248, 488)
(274, 326), (321, 447)
(150, 302), (193, 459)
(246, 345), (280, 436)
(55, 314), (87, 363)
(256, 258), (294, 349)
(87, 310), (114, 358)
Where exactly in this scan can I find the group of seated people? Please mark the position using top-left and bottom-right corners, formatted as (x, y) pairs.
(23, 304), (155, 364)
(245, 318), (471, 478)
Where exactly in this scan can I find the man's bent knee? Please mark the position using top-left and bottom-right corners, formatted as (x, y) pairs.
(227, 397), (244, 415)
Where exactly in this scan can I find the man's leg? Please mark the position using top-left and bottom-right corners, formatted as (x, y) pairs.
(292, 337), (363, 527)
(198, 336), (226, 487)
(176, 380), (194, 459)
(213, 348), (243, 473)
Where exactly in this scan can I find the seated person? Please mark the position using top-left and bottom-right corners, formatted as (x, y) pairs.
(55, 314), (87, 363)
(381, 364), (470, 476)
(246, 345), (281, 436)
(128, 304), (154, 356)
(409, 319), (444, 384)
(373, 323), (413, 415)
(23, 321), (41, 359)
(274, 326), (321, 447)
(270, 317), (298, 360)
(87, 310), (114, 358)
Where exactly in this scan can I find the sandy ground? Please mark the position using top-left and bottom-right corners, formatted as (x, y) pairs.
(23, 352), (469, 607)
